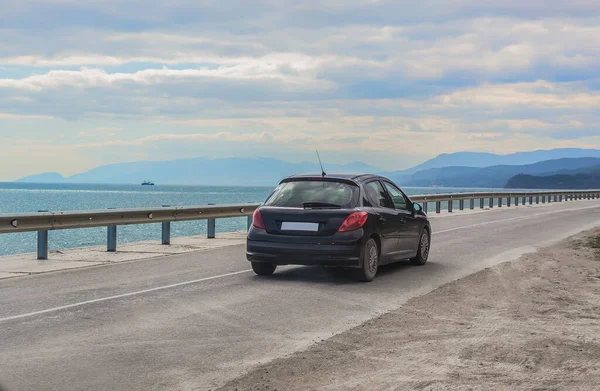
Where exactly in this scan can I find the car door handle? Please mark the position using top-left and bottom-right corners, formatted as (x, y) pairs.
(379, 217), (387, 223)
(400, 218), (406, 224)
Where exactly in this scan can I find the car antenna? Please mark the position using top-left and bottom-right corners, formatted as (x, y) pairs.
(316, 150), (326, 177)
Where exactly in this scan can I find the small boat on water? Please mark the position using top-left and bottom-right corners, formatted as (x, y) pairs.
(141, 180), (155, 186)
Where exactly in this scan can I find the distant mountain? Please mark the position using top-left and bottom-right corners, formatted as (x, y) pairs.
(16, 148), (600, 187)
(506, 165), (600, 189)
(21, 158), (383, 186)
(390, 158), (600, 188)
(16, 172), (65, 183)
(396, 148), (600, 175)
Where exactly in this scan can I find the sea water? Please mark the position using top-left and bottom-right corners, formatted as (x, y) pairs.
(0, 182), (512, 256)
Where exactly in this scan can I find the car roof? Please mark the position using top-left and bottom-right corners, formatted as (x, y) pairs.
(283, 173), (385, 184)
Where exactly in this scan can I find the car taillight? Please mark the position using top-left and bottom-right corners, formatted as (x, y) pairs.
(338, 211), (368, 232)
(252, 209), (265, 229)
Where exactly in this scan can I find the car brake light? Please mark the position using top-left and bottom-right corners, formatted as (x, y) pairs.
(252, 209), (265, 229)
(338, 211), (368, 232)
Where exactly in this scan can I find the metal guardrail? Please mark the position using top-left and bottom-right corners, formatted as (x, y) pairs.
(0, 190), (599, 260)
(0, 204), (260, 260)
(410, 190), (600, 214)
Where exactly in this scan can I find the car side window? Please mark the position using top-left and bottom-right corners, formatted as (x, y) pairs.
(365, 181), (393, 209)
(383, 182), (408, 210)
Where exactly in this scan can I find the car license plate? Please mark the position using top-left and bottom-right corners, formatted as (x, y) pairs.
(281, 222), (319, 231)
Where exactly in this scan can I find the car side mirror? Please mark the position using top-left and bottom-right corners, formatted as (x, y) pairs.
(413, 203), (422, 212)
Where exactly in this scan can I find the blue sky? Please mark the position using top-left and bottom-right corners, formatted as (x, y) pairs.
(1, 0), (600, 180)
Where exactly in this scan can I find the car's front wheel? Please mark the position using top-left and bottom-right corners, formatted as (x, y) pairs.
(356, 238), (379, 282)
(251, 262), (277, 276)
(410, 230), (430, 266)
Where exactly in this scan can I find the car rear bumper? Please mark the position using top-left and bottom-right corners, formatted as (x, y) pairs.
(246, 239), (362, 267)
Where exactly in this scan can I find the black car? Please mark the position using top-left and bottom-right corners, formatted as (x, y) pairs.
(246, 173), (431, 282)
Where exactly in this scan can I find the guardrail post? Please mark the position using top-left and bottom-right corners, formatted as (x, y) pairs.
(459, 200), (464, 210)
(559, 195), (563, 202)
(448, 200), (453, 213)
(470, 199), (475, 210)
(480, 198), (484, 209)
(247, 215), (252, 230)
(436, 201), (441, 214)
(36, 209), (49, 260)
(498, 197), (503, 207)
(207, 218), (216, 239)
(489, 197), (494, 208)
(37, 230), (48, 260)
(162, 222), (171, 245)
(107, 226), (117, 252)
(161, 205), (171, 245)
(536, 196), (540, 204)
(542, 196), (546, 203)
(507, 197), (511, 207)
(422, 202), (428, 214)
(515, 197), (519, 206)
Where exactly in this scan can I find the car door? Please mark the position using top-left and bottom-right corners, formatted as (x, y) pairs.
(363, 180), (403, 261)
(382, 181), (421, 257)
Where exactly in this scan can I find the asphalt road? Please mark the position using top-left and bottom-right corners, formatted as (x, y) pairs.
(1, 200), (600, 391)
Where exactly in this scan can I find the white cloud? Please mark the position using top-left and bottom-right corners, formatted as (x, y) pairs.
(435, 80), (600, 109)
(2, 1), (600, 179)
(0, 112), (54, 119)
(0, 63), (338, 91)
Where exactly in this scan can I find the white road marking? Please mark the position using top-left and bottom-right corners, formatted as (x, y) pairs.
(2, 202), (599, 323)
(0, 269), (253, 323)
(433, 203), (600, 235)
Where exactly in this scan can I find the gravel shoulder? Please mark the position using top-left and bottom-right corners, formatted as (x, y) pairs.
(219, 228), (600, 391)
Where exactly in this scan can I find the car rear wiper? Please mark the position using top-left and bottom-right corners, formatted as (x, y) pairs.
(302, 202), (342, 209)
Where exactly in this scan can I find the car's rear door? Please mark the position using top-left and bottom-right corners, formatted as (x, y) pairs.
(382, 181), (421, 256)
(363, 180), (404, 260)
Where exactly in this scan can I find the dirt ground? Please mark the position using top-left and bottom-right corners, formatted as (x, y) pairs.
(218, 229), (600, 391)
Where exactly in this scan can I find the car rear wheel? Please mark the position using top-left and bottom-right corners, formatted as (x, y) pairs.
(355, 238), (379, 282)
(410, 230), (430, 266)
(251, 262), (277, 276)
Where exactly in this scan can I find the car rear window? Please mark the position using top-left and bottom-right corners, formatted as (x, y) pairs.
(264, 180), (359, 208)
